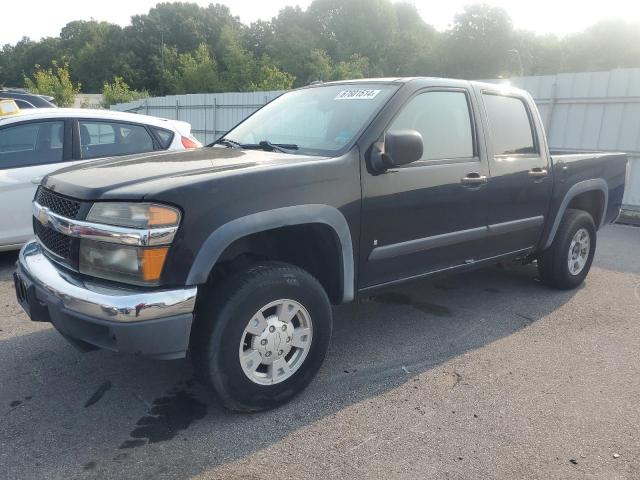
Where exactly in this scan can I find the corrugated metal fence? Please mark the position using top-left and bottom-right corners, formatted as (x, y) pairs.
(111, 69), (640, 210)
(496, 69), (640, 211)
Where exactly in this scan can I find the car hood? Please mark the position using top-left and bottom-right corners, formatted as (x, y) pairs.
(43, 147), (329, 201)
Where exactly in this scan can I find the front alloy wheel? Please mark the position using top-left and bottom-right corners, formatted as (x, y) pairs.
(239, 299), (313, 385)
(191, 262), (332, 412)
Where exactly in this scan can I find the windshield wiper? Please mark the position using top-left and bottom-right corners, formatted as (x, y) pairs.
(209, 138), (299, 153)
(209, 137), (242, 148)
(257, 140), (299, 153)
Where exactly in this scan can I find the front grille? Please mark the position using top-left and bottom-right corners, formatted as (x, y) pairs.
(35, 187), (82, 219)
(34, 219), (72, 260)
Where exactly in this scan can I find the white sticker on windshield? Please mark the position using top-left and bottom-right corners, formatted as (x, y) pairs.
(334, 89), (381, 100)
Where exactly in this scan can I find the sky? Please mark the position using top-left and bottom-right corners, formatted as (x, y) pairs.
(2, 0), (640, 46)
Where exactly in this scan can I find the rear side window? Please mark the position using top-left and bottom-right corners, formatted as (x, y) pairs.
(0, 121), (64, 168)
(152, 127), (175, 149)
(14, 99), (35, 109)
(79, 121), (154, 159)
(482, 94), (536, 155)
(389, 91), (474, 161)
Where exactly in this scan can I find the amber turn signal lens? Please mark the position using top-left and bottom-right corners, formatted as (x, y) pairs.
(148, 206), (180, 227)
(141, 247), (169, 281)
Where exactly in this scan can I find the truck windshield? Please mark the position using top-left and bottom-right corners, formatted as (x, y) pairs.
(222, 84), (398, 156)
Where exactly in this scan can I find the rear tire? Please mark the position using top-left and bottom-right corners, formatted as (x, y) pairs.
(538, 208), (596, 290)
(190, 261), (332, 412)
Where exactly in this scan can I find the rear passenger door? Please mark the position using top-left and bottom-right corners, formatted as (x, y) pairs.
(75, 120), (157, 160)
(477, 89), (552, 255)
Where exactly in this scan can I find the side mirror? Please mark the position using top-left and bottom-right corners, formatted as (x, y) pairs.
(370, 130), (423, 172)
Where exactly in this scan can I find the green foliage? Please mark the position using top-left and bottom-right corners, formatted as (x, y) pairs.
(24, 62), (80, 107)
(3, 0), (640, 99)
(101, 77), (149, 107)
(249, 61), (295, 91)
(444, 4), (514, 78)
(162, 43), (220, 94)
(331, 54), (370, 80)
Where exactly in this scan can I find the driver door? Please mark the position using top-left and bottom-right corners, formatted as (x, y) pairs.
(359, 88), (491, 289)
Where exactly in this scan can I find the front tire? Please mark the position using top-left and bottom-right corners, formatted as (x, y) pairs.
(191, 262), (332, 412)
(538, 208), (596, 290)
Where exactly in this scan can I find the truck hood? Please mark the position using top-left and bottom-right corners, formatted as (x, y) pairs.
(43, 147), (328, 201)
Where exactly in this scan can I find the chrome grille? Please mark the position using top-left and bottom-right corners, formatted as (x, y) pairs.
(34, 219), (72, 260)
(35, 187), (81, 219)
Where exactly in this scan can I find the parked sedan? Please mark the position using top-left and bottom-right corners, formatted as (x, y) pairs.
(0, 88), (56, 109)
(0, 108), (201, 251)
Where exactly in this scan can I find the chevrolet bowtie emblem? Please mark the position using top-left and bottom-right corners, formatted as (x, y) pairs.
(37, 207), (50, 226)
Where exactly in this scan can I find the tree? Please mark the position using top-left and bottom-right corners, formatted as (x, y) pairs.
(561, 20), (640, 72)
(444, 4), (515, 78)
(3, 1), (640, 95)
(0, 37), (63, 88)
(61, 21), (133, 92)
(249, 61), (295, 91)
(24, 62), (80, 107)
(216, 25), (257, 91)
(295, 49), (333, 84)
(125, 2), (240, 93)
(307, 0), (395, 65)
(101, 77), (149, 107)
(331, 54), (370, 80)
(162, 43), (221, 93)
(383, 3), (441, 76)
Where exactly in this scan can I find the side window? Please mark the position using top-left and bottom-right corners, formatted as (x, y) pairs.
(0, 121), (64, 169)
(482, 94), (536, 155)
(14, 99), (35, 109)
(79, 121), (154, 159)
(152, 127), (175, 149)
(389, 91), (474, 161)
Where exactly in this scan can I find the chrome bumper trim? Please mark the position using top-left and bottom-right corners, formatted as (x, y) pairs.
(32, 201), (178, 247)
(18, 241), (197, 323)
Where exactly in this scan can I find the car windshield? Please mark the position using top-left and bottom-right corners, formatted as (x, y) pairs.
(223, 84), (398, 156)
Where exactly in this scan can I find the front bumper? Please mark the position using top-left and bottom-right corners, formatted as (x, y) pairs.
(14, 241), (197, 359)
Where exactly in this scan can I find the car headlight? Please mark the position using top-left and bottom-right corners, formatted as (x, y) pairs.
(79, 240), (169, 286)
(86, 202), (180, 228)
(79, 203), (180, 286)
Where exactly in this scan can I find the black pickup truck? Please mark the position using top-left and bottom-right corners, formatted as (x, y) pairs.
(14, 78), (628, 411)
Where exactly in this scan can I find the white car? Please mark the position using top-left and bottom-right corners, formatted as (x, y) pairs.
(0, 108), (201, 251)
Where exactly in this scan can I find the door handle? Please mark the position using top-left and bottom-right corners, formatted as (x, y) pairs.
(31, 176), (43, 185)
(528, 168), (548, 178)
(461, 173), (488, 186)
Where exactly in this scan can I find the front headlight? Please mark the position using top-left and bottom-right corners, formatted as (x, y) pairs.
(79, 240), (169, 286)
(86, 202), (180, 228)
(79, 202), (180, 286)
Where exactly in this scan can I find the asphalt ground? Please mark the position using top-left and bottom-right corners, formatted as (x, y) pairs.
(1, 224), (639, 479)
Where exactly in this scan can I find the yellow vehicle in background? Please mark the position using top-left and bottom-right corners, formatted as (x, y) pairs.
(0, 99), (20, 117)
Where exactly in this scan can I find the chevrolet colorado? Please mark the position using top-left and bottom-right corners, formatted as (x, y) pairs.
(14, 78), (628, 411)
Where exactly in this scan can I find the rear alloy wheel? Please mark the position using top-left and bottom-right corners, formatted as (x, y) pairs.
(191, 262), (332, 412)
(567, 228), (591, 276)
(538, 208), (596, 290)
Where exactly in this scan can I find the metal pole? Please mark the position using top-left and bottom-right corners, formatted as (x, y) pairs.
(203, 99), (207, 145)
(213, 97), (217, 140)
(508, 49), (524, 77)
